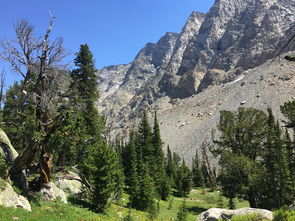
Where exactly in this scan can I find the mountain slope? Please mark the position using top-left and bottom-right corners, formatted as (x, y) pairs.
(98, 0), (295, 161)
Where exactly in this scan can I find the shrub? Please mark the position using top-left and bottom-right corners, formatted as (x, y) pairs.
(273, 206), (295, 221)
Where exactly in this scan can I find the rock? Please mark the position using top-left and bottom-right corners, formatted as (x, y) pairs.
(240, 101), (247, 105)
(0, 181), (31, 211)
(56, 171), (82, 195)
(198, 208), (273, 221)
(40, 182), (67, 203)
(0, 129), (18, 163)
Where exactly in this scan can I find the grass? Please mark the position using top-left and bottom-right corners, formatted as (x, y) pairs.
(0, 188), (249, 221)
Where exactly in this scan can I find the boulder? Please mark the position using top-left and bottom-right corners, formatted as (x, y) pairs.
(198, 208), (273, 221)
(40, 182), (67, 203)
(56, 171), (82, 195)
(0, 181), (31, 211)
(0, 129), (18, 163)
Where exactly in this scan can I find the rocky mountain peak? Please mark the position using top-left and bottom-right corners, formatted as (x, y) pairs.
(97, 0), (295, 161)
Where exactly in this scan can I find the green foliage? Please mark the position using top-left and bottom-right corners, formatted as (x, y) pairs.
(213, 107), (268, 160)
(175, 161), (193, 197)
(218, 151), (253, 209)
(176, 199), (188, 221)
(165, 145), (175, 185)
(87, 143), (124, 212)
(151, 111), (170, 200)
(214, 107), (295, 209)
(2, 81), (37, 152)
(0, 188), (249, 221)
(192, 149), (204, 188)
(122, 207), (134, 221)
(273, 206), (295, 221)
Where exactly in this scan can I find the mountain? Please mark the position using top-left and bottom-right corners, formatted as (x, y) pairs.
(98, 0), (295, 162)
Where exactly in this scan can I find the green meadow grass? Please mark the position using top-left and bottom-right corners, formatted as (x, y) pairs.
(0, 188), (249, 221)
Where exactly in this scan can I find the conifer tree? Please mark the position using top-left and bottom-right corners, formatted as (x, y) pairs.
(131, 159), (156, 214)
(138, 111), (153, 163)
(192, 149), (204, 187)
(259, 109), (292, 209)
(165, 146), (175, 185)
(175, 160), (192, 197)
(281, 101), (295, 198)
(70, 44), (105, 169)
(176, 198), (188, 221)
(152, 110), (170, 200)
(285, 130), (295, 195)
(87, 143), (124, 212)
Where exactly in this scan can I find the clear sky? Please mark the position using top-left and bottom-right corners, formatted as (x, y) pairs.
(0, 0), (214, 88)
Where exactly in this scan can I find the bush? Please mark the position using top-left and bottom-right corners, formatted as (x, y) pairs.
(273, 206), (295, 221)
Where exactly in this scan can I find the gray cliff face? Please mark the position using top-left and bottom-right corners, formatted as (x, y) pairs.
(167, 0), (295, 96)
(97, 0), (295, 162)
(159, 12), (206, 98)
(97, 32), (178, 121)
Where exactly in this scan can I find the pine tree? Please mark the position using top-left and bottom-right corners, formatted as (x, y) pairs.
(138, 111), (153, 163)
(70, 44), (105, 169)
(259, 109), (292, 209)
(285, 130), (295, 195)
(192, 149), (204, 188)
(176, 198), (188, 221)
(2, 81), (37, 152)
(132, 159), (157, 214)
(281, 101), (295, 200)
(175, 160), (192, 197)
(151, 110), (170, 200)
(123, 131), (139, 196)
(214, 108), (268, 208)
(165, 146), (175, 186)
(87, 143), (124, 212)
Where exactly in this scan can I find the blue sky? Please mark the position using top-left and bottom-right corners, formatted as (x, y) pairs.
(0, 0), (214, 88)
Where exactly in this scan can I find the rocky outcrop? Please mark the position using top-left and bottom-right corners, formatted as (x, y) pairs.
(56, 171), (82, 195)
(40, 182), (67, 203)
(0, 129), (18, 163)
(198, 208), (273, 221)
(0, 181), (31, 211)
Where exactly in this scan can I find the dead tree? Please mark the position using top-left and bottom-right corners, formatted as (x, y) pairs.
(0, 16), (68, 190)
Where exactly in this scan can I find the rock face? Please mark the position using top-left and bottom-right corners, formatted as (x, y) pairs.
(0, 129), (18, 163)
(198, 208), (273, 221)
(0, 181), (31, 211)
(97, 0), (295, 162)
(40, 182), (67, 203)
(56, 171), (82, 195)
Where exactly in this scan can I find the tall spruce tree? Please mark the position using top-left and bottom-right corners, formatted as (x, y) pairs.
(87, 142), (124, 212)
(71, 44), (123, 212)
(152, 110), (170, 200)
(281, 101), (295, 198)
(71, 44), (105, 169)
(165, 146), (175, 186)
(192, 149), (204, 188)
